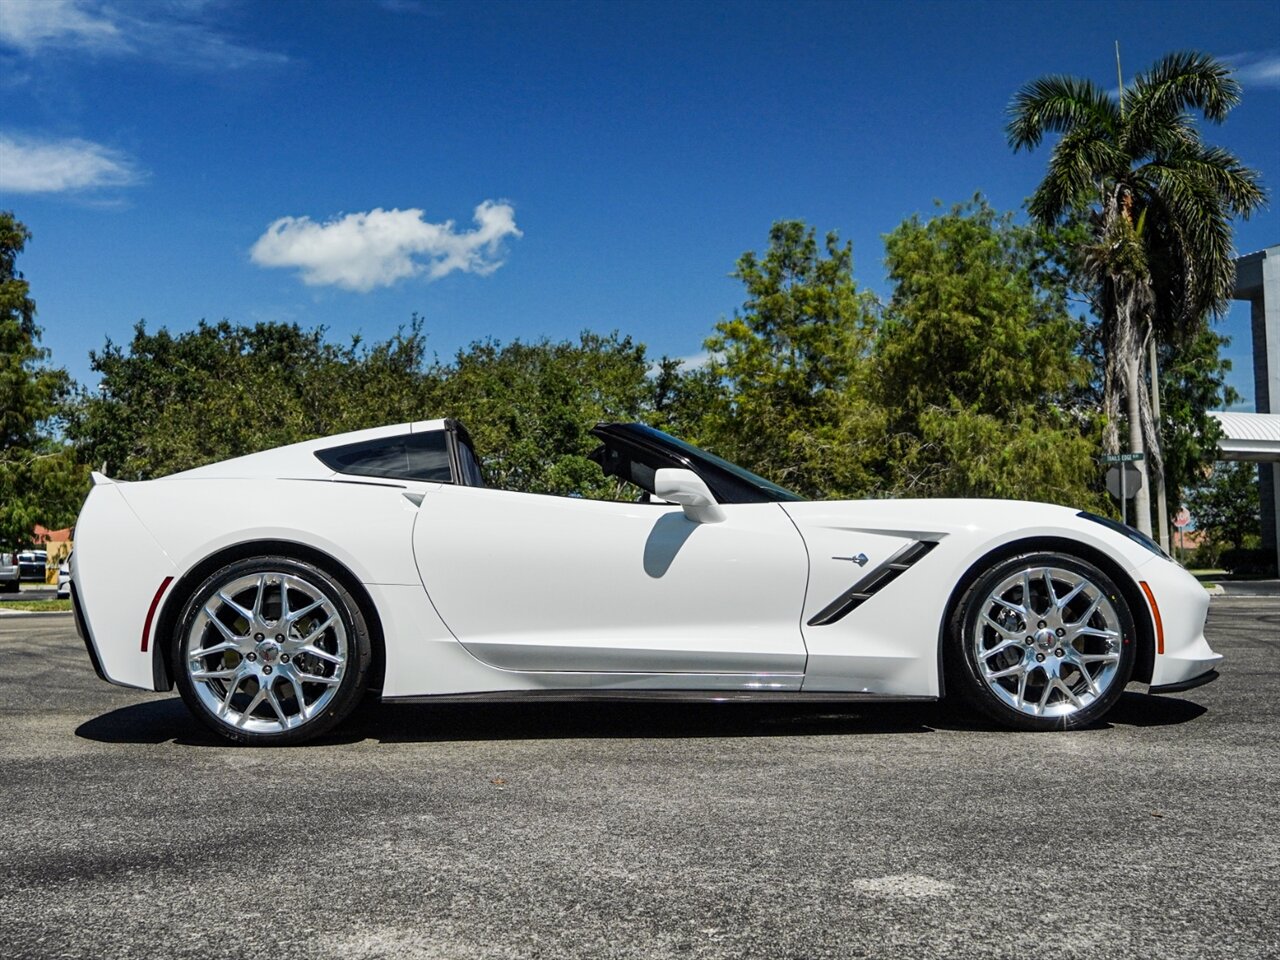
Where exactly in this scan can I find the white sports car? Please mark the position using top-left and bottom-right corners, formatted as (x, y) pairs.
(70, 419), (1221, 745)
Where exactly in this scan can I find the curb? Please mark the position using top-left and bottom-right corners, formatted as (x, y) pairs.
(0, 609), (74, 618)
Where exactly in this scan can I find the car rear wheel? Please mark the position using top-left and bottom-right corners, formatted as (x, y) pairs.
(951, 552), (1137, 730)
(173, 556), (370, 745)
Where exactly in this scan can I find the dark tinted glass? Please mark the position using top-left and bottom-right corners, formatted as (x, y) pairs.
(315, 431), (452, 482)
(457, 441), (486, 487)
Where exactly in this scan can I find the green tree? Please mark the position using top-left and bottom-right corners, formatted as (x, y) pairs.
(435, 332), (653, 497)
(702, 221), (880, 498)
(1186, 461), (1260, 552)
(1157, 324), (1237, 515)
(872, 198), (1104, 508)
(68, 318), (438, 479)
(0, 212), (86, 555)
(1008, 51), (1266, 535)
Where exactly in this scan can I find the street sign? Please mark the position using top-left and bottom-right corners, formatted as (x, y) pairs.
(1105, 462), (1143, 500)
(1174, 508), (1191, 529)
(1101, 452), (1145, 464)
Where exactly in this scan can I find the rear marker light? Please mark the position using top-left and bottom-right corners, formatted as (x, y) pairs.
(141, 577), (174, 653)
(1139, 581), (1164, 655)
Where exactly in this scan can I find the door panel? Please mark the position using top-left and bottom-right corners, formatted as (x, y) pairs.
(413, 486), (809, 677)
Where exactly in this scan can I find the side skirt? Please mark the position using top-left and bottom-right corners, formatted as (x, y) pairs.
(381, 690), (940, 705)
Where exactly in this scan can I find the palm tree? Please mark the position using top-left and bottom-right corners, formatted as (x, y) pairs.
(1007, 51), (1265, 535)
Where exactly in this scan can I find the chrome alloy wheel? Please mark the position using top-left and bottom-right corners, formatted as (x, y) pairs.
(972, 566), (1123, 719)
(185, 571), (348, 733)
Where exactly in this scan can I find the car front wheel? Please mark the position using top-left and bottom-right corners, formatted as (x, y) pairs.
(173, 556), (370, 745)
(951, 552), (1137, 730)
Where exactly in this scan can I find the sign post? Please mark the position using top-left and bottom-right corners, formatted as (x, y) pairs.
(1102, 453), (1145, 527)
(1173, 508), (1191, 563)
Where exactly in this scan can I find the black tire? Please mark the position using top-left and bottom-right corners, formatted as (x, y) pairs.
(949, 551), (1137, 731)
(173, 555), (371, 746)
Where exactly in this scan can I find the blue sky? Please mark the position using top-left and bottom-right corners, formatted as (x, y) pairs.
(2, 0), (1278, 408)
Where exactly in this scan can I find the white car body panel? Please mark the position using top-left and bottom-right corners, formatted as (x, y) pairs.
(69, 421), (1221, 710)
(413, 486), (808, 682)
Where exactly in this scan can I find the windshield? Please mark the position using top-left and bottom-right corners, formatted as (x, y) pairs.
(628, 424), (806, 502)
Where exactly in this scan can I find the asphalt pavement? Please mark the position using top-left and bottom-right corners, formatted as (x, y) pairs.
(1, 598), (1277, 959)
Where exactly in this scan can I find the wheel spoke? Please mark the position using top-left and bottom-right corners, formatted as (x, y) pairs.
(250, 575), (267, 621)
(190, 640), (237, 662)
(289, 674), (310, 716)
(217, 591), (253, 624)
(1075, 662), (1100, 696)
(979, 637), (1021, 660)
(1036, 676), (1054, 713)
(991, 595), (1027, 617)
(204, 610), (245, 645)
(1078, 651), (1120, 664)
(1054, 580), (1087, 612)
(1069, 595), (1102, 626)
(297, 617), (336, 647)
(1056, 678), (1083, 709)
(1075, 627), (1120, 640)
(297, 671), (341, 686)
(237, 686), (267, 726)
(219, 673), (243, 716)
(1042, 569), (1058, 607)
(265, 685), (290, 726)
(191, 666), (238, 681)
(1015, 669), (1029, 709)
(1022, 571), (1035, 615)
(986, 662), (1026, 681)
(286, 598), (325, 627)
(981, 614), (1016, 637)
(298, 643), (342, 665)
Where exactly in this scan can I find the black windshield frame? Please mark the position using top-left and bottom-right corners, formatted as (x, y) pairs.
(589, 422), (805, 504)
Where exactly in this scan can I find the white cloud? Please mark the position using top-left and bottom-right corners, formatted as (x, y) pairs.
(1228, 52), (1280, 90)
(0, 0), (286, 69)
(648, 350), (718, 377)
(0, 133), (142, 193)
(0, 0), (122, 53)
(250, 202), (523, 292)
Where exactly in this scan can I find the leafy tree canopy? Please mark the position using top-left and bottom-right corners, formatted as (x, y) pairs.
(702, 221), (881, 498)
(0, 212), (86, 555)
(872, 198), (1105, 509)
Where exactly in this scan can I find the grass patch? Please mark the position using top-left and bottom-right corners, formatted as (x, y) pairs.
(0, 598), (72, 612)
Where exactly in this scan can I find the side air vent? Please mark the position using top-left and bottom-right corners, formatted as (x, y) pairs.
(807, 540), (939, 627)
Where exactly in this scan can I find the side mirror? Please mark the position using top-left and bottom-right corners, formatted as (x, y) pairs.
(653, 468), (725, 524)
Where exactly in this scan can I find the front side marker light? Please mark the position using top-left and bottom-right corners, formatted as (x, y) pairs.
(1139, 580), (1164, 656)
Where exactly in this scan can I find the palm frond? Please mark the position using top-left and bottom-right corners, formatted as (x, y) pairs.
(1134, 164), (1238, 315)
(1006, 75), (1120, 151)
(1129, 51), (1241, 125)
(1026, 130), (1123, 225)
(1151, 143), (1269, 217)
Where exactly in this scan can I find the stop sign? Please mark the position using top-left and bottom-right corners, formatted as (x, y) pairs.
(1174, 508), (1191, 528)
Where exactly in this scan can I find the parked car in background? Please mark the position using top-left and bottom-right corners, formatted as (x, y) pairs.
(58, 558), (71, 599)
(0, 553), (18, 593)
(18, 550), (48, 581)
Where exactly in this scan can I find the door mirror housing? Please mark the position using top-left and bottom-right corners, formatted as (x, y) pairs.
(653, 468), (725, 524)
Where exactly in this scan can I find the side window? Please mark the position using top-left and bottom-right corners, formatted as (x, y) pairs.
(315, 431), (453, 483)
(457, 441), (486, 488)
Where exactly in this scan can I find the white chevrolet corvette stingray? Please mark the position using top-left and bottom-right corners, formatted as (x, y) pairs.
(71, 419), (1221, 744)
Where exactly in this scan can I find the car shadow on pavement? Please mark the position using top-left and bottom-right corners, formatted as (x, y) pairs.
(75, 688), (1207, 747)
